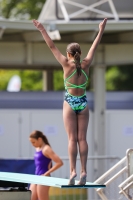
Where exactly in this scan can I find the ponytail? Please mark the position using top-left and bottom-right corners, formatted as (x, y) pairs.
(42, 134), (51, 146)
(74, 52), (81, 77)
(66, 43), (81, 77)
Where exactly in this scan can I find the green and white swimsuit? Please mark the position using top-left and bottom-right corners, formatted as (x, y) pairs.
(64, 69), (88, 114)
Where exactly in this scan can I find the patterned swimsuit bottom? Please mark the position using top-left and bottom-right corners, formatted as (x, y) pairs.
(64, 91), (88, 114)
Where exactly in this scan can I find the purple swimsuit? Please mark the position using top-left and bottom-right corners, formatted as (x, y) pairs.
(34, 150), (51, 175)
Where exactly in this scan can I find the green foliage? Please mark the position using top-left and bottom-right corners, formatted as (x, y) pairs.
(53, 70), (64, 91)
(20, 70), (43, 91)
(106, 65), (133, 91)
(0, 70), (20, 90)
(0, 0), (45, 19)
(106, 66), (120, 90)
(1, 66), (133, 91)
(0, 69), (92, 91)
(0, 69), (43, 91)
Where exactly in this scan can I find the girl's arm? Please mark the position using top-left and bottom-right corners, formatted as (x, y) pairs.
(42, 145), (63, 176)
(85, 18), (107, 65)
(33, 19), (67, 67)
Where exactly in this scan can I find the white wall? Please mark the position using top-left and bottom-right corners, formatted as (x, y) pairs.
(0, 111), (20, 158)
(0, 109), (93, 159)
(1, 109), (132, 160)
(106, 110), (133, 158)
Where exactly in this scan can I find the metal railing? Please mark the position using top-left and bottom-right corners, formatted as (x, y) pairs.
(118, 149), (133, 200)
(94, 149), (133, 200)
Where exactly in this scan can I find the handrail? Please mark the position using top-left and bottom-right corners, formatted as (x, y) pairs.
(95, 149), (133, 200)
(96, 166), (127, 192)
(119, 174), (133, 188)
(0, 155), (120, 160)
(94, 156), (126, 183)
(119, 181), (133, 194)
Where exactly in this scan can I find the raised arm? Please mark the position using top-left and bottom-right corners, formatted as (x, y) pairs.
(85, 18), (107, 65)
(33, 19), (67, 67)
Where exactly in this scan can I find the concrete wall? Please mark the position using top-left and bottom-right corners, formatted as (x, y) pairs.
(0, 43), (133, 69)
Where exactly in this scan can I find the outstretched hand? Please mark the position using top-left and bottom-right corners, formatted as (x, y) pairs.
(99, 18), (107, 32)
(33, 19), (45, 32)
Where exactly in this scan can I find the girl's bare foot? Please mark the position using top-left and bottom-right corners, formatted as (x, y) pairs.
(77, 172), (87, 185)
(68, 172), (77, 185)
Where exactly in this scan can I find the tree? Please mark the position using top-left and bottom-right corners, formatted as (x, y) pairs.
(0, 0), (47, 91)
(0, 0), (45, 19)
(106, 65), (133, 91)
(0, 69), (43, 91)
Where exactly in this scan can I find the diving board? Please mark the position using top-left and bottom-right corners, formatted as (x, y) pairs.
(0, 172), (105, 189)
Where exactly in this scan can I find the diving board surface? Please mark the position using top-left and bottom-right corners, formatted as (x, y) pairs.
(0, 172), (105, 188)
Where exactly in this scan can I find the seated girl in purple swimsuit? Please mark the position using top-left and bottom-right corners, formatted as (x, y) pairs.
(29, 130), (63, 200)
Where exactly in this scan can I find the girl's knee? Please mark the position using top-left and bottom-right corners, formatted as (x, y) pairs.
(78, 137), (87, 143)
(69, 137), (77, 143)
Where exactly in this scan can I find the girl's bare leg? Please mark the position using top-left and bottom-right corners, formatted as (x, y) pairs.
(77, 105), (89, 184)
(37, 185), (50, 200)
(29, 184), (38, 200)
(63, 101), (78, 184)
